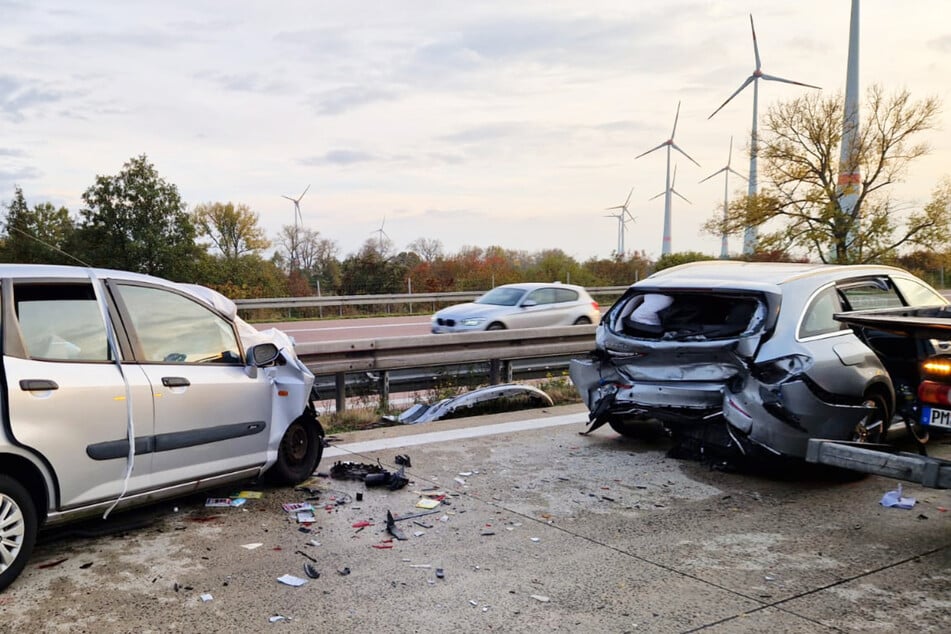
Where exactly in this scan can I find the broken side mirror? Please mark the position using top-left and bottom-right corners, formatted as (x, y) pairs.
(249, 342), (281, 367)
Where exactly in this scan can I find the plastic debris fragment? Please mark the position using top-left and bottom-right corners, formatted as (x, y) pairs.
(304, 563), (320, 579)
(241, 543), (264, 550)
(531, 594), (550, 602)
(200, 594), (213, 602)
(880, 484), (916, 509)
(277, 574), (308, 587)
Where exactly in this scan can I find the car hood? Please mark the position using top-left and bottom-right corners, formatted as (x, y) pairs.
(436, 303), (508, 319)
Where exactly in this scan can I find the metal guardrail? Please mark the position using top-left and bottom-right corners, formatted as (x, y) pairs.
(235, 286), (630, 313)
(294, 325), (597, 412)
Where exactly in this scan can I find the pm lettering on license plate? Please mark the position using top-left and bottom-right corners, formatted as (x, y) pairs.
(922, 406), (951, 429)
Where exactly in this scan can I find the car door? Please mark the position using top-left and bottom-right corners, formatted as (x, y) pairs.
(110, 282), (272, 487)
(508, 287), (560, 329)
(3, 277), (154, 509)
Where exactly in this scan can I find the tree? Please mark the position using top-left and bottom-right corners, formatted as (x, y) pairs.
(705, 86), (946, 263)
(1, 187), (76, 264)
(407, 237), (443, 263)
(75, 155), (200, 279)
(193, 202), (269, 259)
(275, 225), (341, 294)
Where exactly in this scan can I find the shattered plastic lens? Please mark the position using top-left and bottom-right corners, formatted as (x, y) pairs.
(751, 354), (812, 384)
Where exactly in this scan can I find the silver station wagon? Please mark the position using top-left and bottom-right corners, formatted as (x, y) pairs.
(570, 261), (948, 460)
(0, 264), (324, 591)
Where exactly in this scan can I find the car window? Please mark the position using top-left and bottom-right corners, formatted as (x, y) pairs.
(799, 286), (846, 339)
(554, 288), (580, 303)
(476, 287), (525, 306)
(892, 276), (946, 307)
(117, 284), (241, 364)
(14, 283), (111, 361)
(526, 288), (557, 305)
(838, 280), (903, 311)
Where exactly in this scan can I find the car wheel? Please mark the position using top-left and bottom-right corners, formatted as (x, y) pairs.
(0, 475), (37, 592)
(266, 416), (323, 485)
(608, 418), (640, 437)
(573, 317), (592, 325)
(487, 322), (506, 331)
(851, 394), (890, 444)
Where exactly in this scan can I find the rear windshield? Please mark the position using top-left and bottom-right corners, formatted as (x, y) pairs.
(607, 291), (766, 340)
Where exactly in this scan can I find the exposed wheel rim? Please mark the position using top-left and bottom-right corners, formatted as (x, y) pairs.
(853, 398), (885, 443)
(282, 424), (309, 464)
(0, 492), (26, 573)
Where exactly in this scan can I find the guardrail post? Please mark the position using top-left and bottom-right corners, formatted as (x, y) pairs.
(379, 370), (390, 411)
(503, 360), (513, 383)
(489, 359), (501, 384)
(335, 372), (346, 412)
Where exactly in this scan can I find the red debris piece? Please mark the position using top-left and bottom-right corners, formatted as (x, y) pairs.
(372, 543), (394, 549)
(352, 520), (372, 528)
(938, 507), (948, 513)
(37, 558), (68, 569)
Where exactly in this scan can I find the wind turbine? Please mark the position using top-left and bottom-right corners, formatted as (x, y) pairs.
(650, 164), (691, 205)
(282, 184), (310, 230)
(636, 101), (700, 256)
(371, 214), (390, 253)
(605, 187), (636, 256)
(708, 14), (820, 255)
(699, 137), (747, 259)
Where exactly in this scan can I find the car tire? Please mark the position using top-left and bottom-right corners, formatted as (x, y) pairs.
(573, 317), (592, 325)
(608, 418), (639, 437)
(852, 394), (890, 444)
(265, 416), (324, 485)
(486, 323), (506, 331)
(0, 475), (37, 592)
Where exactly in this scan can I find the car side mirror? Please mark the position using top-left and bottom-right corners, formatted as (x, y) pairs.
(248, 342), (281, 367)
(521, 300), (537, 308)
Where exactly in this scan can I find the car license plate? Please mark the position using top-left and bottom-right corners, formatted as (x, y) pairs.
(921, 406), (951, 429)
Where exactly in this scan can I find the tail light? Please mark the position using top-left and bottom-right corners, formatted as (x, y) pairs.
(918, 380), (951, 407)
(592, 301), (600, 312)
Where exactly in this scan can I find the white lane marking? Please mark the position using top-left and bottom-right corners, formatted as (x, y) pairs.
(323, 413), (585, 458)
(281, 322), (429, 333)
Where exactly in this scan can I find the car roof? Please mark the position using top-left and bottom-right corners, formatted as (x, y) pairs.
(644, 260), (913, 288)
(495, 282), (584, 291)
(0, 263), (236, 317)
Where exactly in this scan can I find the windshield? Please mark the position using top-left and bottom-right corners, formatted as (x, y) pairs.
(476, 287), (527, 306)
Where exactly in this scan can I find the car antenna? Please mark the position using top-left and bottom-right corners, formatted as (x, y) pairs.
(7, 225), (92, 267)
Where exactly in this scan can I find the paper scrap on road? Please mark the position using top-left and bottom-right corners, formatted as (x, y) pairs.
(277, 574), (308, 587)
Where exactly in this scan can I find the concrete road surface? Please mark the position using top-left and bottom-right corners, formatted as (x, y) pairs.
(2, 404), (949, 633)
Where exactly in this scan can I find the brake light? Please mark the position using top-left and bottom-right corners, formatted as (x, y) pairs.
(592, 301), (600, 311)
(918, 380), (951, 407)
(921, 355), (951, 379)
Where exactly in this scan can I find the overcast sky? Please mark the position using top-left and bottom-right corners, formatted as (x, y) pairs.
(1, 1), (949, 262)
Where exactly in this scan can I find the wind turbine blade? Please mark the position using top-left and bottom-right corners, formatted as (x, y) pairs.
(605, 205), (624, 211)
(699, 167), (727, 183)
(635, 141), (668, 159)
(672, 189), (692, 205)
(750, 14), (761, 71)
(759, 73), (821, 90)
(624, 208), (636, 223)
(708, 75), (755, 119)
(672, 165), (678, 188)
(727, 136), (734, 167)
(650, 191), (665, 201)
(624, 187), (634, 207)
(281, 195), (295, 202)
(299, 184), (311, 200)
(671, 101), (681, 138)
(728, 167), (748, 181)
(671, 142), (701, 168)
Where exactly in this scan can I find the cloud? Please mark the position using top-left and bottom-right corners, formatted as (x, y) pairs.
(0, 75), (63, 119)
(928, 35), (951, 52)
(299, 149), (378, 166)
(195, 70), (292, 94)
(310, 85), (397, 115)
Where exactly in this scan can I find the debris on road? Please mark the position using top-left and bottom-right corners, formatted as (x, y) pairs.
(282, 502), (314, 513)
(241, 543), (263, 550)
(881, 484), (917, 509)
(205, 498), (238, 507)
(386, 511), (408, 541)
(200, 593), (213, 602)
(395, 454), (412, 467)
(384, 384), (553, 423)
(276, 574), (308, 587)
(304, 563), (320, 579)
(531, 594), (551, 603)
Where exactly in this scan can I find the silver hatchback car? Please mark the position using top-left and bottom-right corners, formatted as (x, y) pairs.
(570, 261), (948, 459)
(431, 282), (600, 333)
(0, 264), (324, 591)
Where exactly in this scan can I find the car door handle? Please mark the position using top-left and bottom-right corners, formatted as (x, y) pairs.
(161, 377), (191, 388)
(19, 379), (59, 391)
